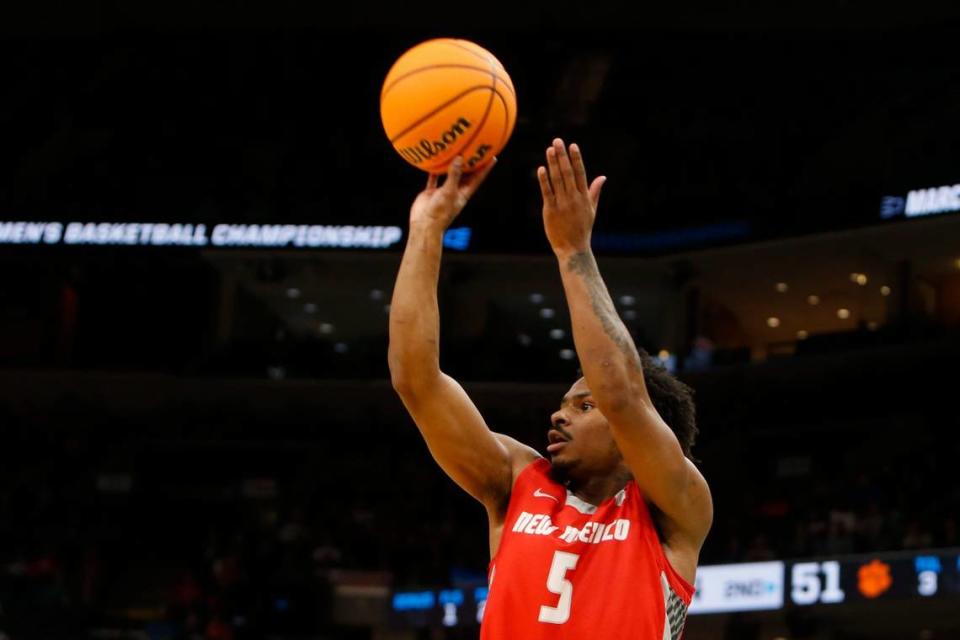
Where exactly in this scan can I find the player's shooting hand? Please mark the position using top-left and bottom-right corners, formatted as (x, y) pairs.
(409, 156), (496, 232)
(537, 138), (606, 257)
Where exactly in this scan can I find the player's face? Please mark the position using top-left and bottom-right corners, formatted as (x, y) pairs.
(547, 378), (622, 479)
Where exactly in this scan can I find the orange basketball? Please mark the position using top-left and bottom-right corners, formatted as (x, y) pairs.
(380, 38), (517, 174)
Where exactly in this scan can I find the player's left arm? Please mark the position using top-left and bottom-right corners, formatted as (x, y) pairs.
(537, 138), (713, 547)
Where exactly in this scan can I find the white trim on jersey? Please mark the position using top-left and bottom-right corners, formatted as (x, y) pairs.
(563, 487), (628, 514)
(564, 491), (598, 515)
(660, 570), (688, 640)
(661, 572), (672, 640)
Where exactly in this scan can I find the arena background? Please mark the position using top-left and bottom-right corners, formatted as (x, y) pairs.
(1, 1), (959, 638)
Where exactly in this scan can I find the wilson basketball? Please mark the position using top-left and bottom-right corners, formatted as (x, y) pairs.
(380, 38), (517, 174)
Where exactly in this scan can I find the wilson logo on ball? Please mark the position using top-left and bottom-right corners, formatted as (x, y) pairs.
(467, 144), (493, 169)
(381, 38), (517, 173)
(395, 117), (472, 165)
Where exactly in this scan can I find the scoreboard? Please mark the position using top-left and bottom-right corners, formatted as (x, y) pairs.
(389, 548), (960, 628)
(691, 550), (960, 614)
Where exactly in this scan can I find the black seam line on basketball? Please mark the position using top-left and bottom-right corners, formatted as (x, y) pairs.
(492, 87), (513, 155)
(444, 73), (497, 168)
(484, 85), (512, 157)
(446, 40), (498, 68)
(381, 64), (514, 105)
(388, 85), (492, 144)
(381, 64), (507, 99)
(444, 40), (516, 98)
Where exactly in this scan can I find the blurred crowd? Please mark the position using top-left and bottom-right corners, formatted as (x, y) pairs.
(709, 463), (959, 565)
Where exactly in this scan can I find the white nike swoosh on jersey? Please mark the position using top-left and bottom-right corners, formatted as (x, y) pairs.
(534, 488), (560, 502)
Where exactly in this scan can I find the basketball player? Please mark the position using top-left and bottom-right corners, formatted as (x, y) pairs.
(388, 139), (712, 639)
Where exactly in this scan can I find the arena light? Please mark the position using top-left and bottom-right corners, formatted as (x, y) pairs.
(797, 330), (808, 340)
(775, 282), (788, 293)
(880, 286), (891, 296)
(767, 317), (781, 328)
(807, 295), (820, 306)
(837, 308), (851, 319)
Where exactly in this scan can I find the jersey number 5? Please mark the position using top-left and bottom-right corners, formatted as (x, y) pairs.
(538, 551), (580, 624)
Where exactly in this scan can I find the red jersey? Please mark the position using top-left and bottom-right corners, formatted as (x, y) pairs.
(480, 458), (694, 640)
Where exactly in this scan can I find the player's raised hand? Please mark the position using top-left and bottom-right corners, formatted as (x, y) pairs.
(409, 157), (496, 232)
(537, 139), (606, 256)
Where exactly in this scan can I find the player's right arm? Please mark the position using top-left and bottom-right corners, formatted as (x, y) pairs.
(388, 158), (530, 509)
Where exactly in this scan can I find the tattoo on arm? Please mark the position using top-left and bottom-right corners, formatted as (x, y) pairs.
(566, 251), (642, 371)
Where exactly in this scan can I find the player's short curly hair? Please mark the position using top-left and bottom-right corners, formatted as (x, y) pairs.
(577, 350), (698, 459)
(635, 350), (698, 460)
